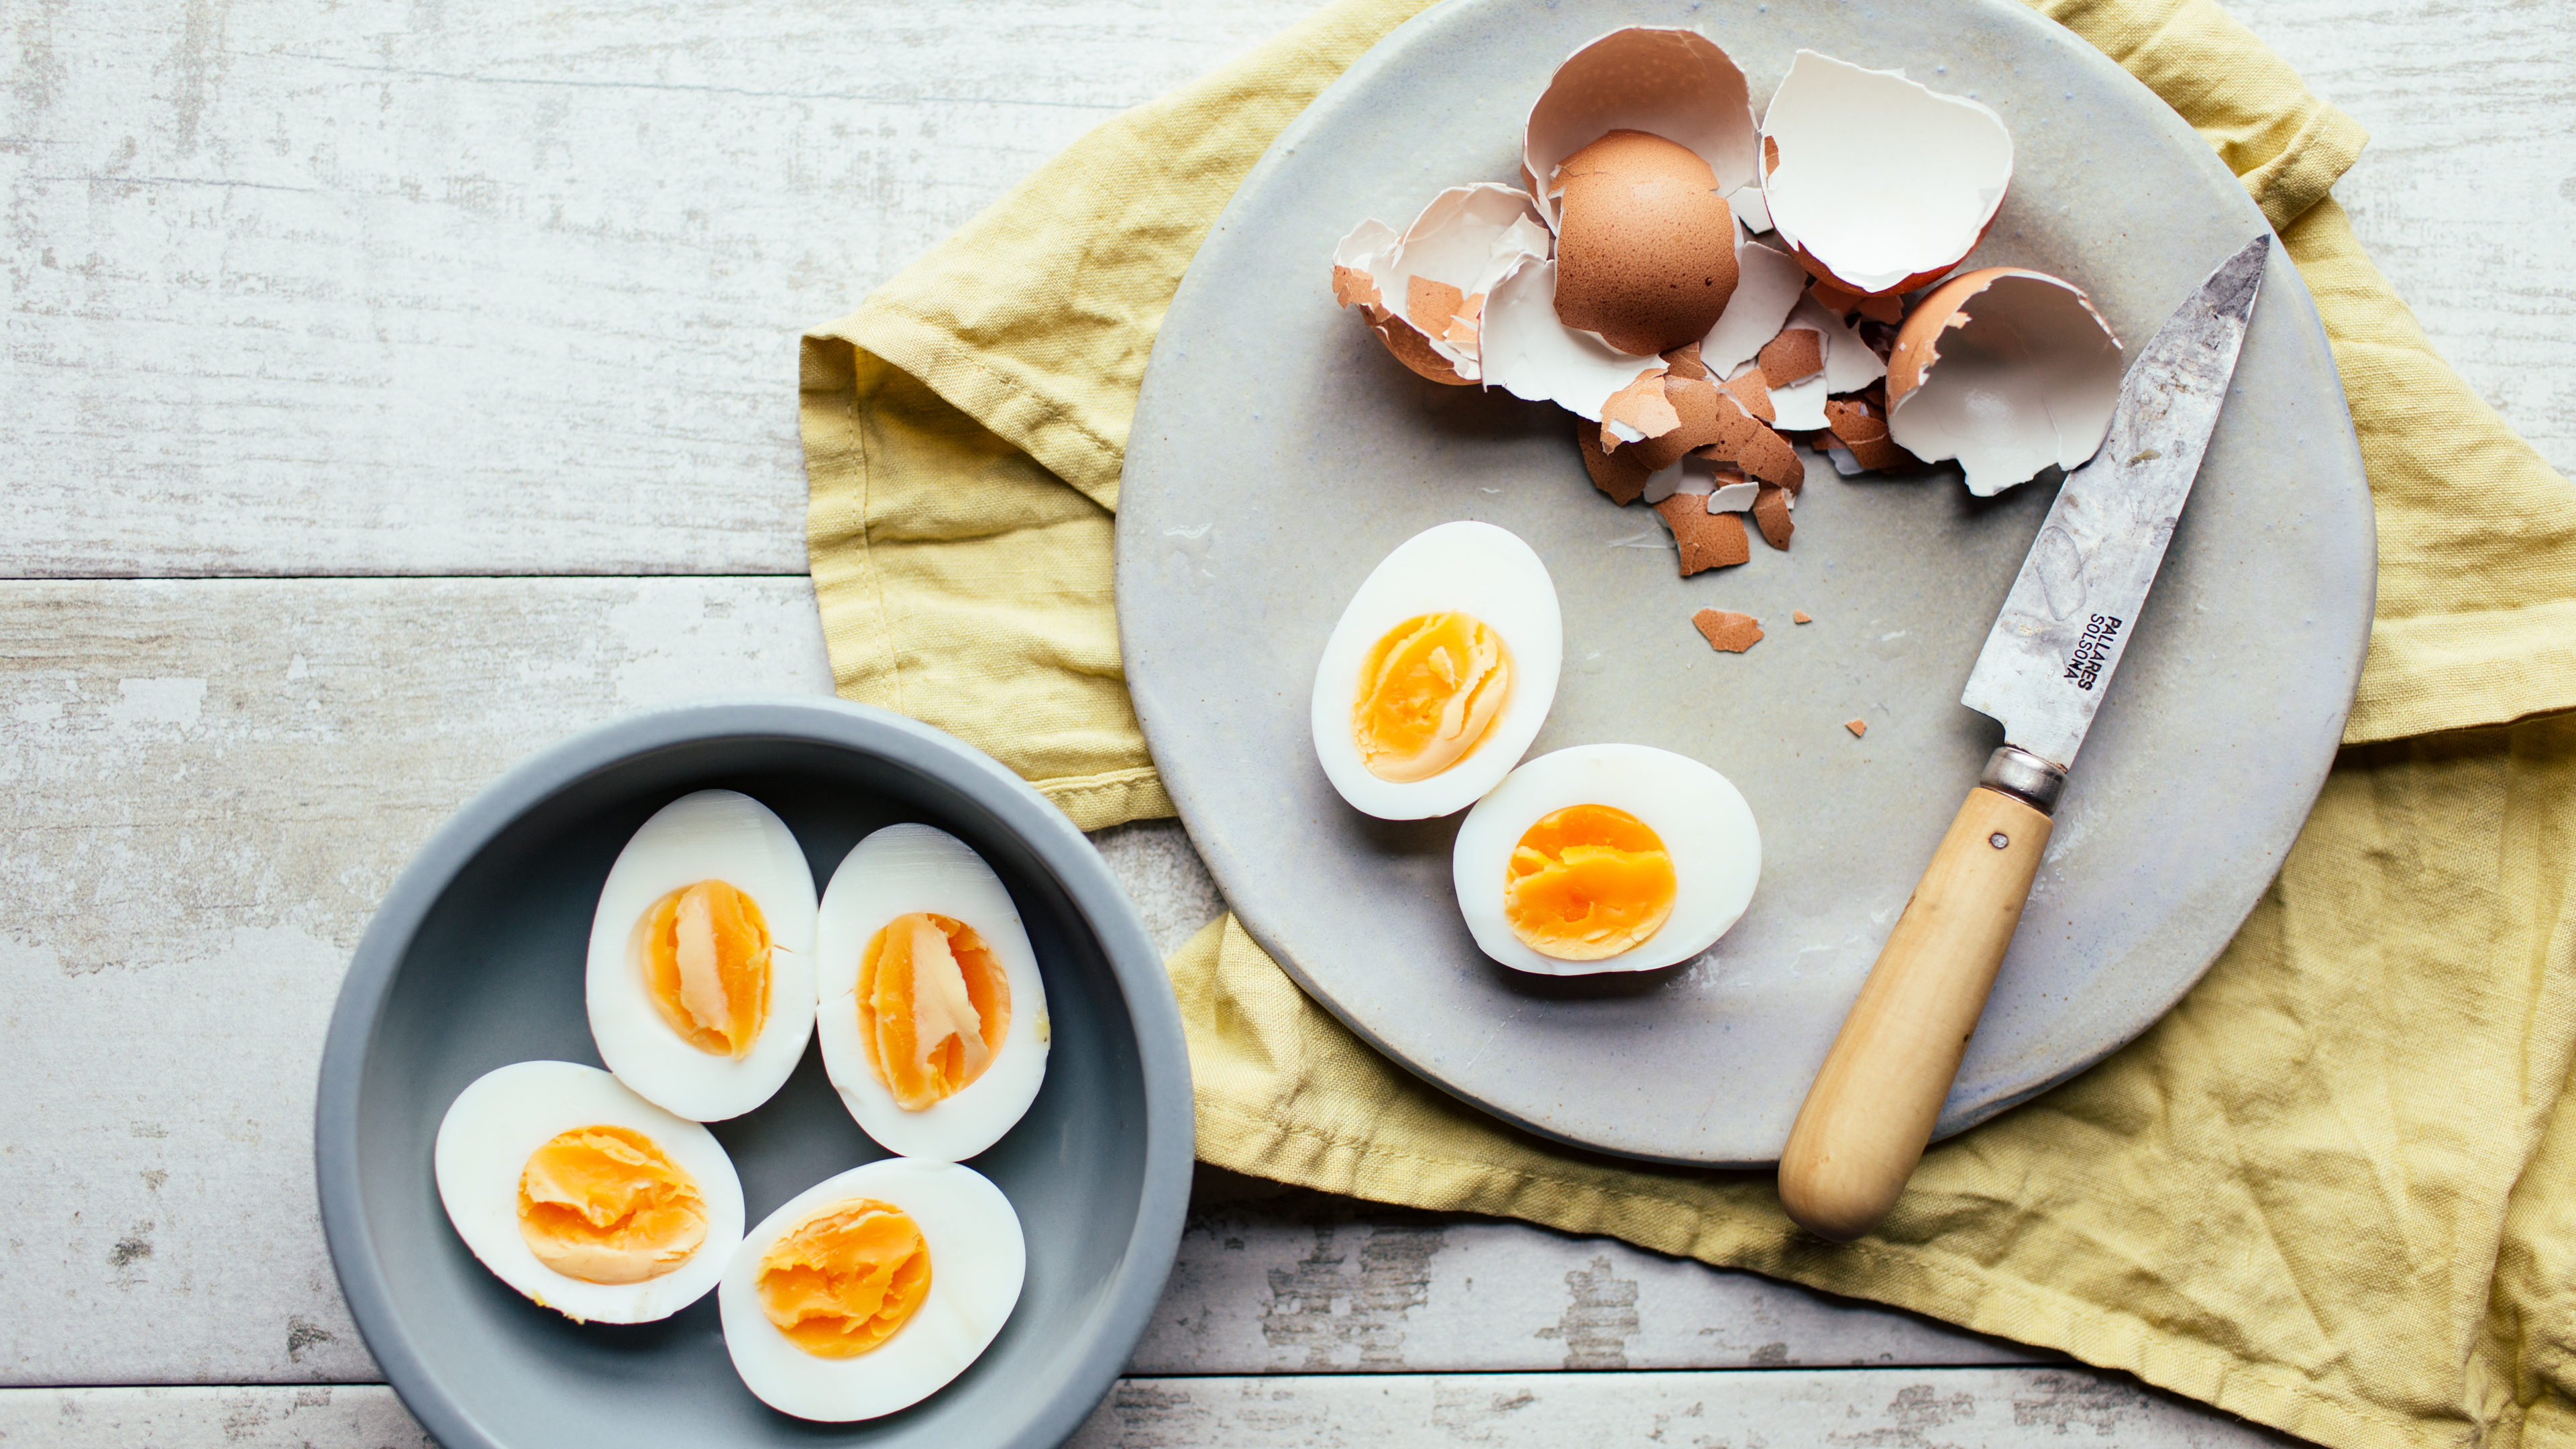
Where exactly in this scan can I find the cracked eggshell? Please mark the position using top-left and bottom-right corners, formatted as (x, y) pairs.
(1552, 129), (1739, 356)
(1523, 27), (1759, 233)
(1481, 259), (1672, 434)
(1887, 267), (2123, 496)
(1760, 50), (2012, 297)
(1332, 185), (1552, 385)
(1699, 240), (1807, 376)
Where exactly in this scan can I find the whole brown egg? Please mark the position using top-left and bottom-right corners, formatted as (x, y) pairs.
(1552, 129), (1738, 357)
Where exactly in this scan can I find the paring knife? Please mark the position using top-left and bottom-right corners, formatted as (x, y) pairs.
(1776, 235), (2273, 1242)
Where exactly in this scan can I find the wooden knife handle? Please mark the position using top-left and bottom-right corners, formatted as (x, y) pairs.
(1778, 782), (2053, 1241)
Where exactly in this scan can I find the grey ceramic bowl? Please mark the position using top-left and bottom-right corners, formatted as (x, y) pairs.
(316, 698), (1193, 1449)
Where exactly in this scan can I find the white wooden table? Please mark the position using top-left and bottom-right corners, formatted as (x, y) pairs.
(3, 2), (2568, 1444)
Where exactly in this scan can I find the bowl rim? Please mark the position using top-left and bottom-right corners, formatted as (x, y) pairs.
(314, 696), (1194, 1449)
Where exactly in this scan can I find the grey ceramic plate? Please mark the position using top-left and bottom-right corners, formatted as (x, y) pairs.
(316, 698), (1193, 1449)
(1117, 0), (2372, 1166)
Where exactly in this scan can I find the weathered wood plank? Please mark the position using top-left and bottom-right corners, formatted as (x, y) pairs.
(1075, 1366), (2308, 1448)
(1, 0), (1335, 578)
(3, 0), (2567, 582)
(0, 1368), (2305, 1448)
(2226, 0), (2576, 477)
(0, 576), (834, 1384)
(1135, 1167), (2039, 1375)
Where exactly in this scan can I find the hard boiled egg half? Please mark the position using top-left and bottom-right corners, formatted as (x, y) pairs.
(719, 1158), (1025, 1421)
(1311, 521), (1563, 820)
(1453, 744), (1761, 974)
(433, 1060), (745, 1324)
(586, 790), (819, 1122)
(814, 824), (1049, 1162)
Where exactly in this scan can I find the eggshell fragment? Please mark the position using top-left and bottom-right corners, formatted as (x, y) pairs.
(1523, 27), (1759, 233)
(1687, 394), (1805, 491)
(1727, 183), (1772, 236)
(1482, 259), (1674, 434)
(1793, 611), (1813, 624)
(1705, 478), (1760, 514)
(1651, 496), (1750, 575)
(1823, 395), (1915, 472)
(1692, 609), (1763, 653)
(1887, 268), (2123, 495)
(1699, 240), (1808, 375)
(1756, 328), (1822, 386)
(1717, 365), (1776, 423)
(1553, 130), (1739, 356)
(1574, 417), (1651, 504)
(1330, 184), (1552, 384)
(1845, 718), (1869, 738)
(1752, 484), (1794, 549)
(1760, 50), (2012, 296)
(1786, 295), (1887, 393)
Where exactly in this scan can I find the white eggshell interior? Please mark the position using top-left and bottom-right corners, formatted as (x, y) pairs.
(1699, 239), (1808, 375)
(719, 1159), (1026, 1423)
(586, 789), (819, 1122)
(1890, 272), (2124, 496)
(1480, 259), (1666, 421)
(433, 1060), (745, 1325)
(812, 823), (1050, 1162)
(1452, 744), (1762, 975)
(1760, 50), (2012, 295)
(1311, 521), (1564, 820)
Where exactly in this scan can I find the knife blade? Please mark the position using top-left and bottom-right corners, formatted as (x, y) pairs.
(1776, 236), (2271, 1242)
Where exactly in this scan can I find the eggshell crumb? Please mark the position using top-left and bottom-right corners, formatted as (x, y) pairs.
(1752, 484), (1794, 549)
(1793, 611), (1813, 624)
(1652, 496), (1751, 575)
(1575, 417), (1651, 504)
(1887, 267), (2123, 494)
(1760, 50), (2013, 297)
(1845, 718), (1868, 737)
(1692, 608), (1764, 652)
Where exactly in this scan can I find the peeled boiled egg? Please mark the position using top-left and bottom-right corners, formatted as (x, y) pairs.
(813, 823), (1049, 1162)
(1452, 743), (1760, 974)
(586, 790), (819, 1122)
(1310, 521), (1564, 820)
(433, 1059), (745, 1324)
(719, 1158), (1026, 1422)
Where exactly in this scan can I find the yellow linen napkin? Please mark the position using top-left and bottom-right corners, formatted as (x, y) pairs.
(798, 3), (2576, 1445)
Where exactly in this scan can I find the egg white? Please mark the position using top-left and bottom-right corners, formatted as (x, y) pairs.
(586, 790), (820, 1122)
(812, 824), (1050, 1162)
(1452, 744), (1762, 975)
(432, 1060), (745, 1325)
(719, 1158), (1026, 1422)
(1310, 521), (1564, 820)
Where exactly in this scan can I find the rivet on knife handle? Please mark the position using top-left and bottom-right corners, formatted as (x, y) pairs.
(1778, 746), (2061, 1241)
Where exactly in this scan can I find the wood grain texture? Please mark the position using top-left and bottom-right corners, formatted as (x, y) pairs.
(0, 1371), (2303, 1448)
(3, 0), (2567, 582)
(2226, 0), (2576, 478)
(1, 0), (1336, 578)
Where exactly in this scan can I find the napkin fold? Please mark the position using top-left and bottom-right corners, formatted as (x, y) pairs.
(800, 2), (2576, 1444)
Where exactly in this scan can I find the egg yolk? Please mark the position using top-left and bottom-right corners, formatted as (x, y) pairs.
(858, 913), (1011, 1112)
(516, 1126), (708, 1285)
(755, 1198), (932, 1358)
(1352, 612), (1513, 783)
(1505, 804), (1678, 961)
(637, 879), (771, 1059)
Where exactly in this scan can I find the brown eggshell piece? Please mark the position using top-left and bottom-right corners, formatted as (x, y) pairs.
(1599, 366), (1683, 444)
(1576, 417), (1651, 504)
(1752, 484), (1794, 550)
(1652, 496), (1751, 575)
(1624, 375), (1730, 472)
(1662, 340), (1708, 382)
(1691, 608), (1764, 653)
(1757, 327), (1823, 385)
(1719, 366), (1776, 422)
(1845, 718), (1868, 738)
(1793, 611), (1813, 624)
(1363, 307), (1466, 385)
(1554, 130), (1739, 357)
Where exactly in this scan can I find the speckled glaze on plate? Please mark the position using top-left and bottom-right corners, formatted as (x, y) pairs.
(1116, 0), (2372, 1166)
